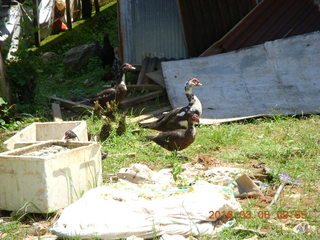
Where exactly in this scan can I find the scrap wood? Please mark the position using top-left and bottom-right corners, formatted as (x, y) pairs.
(145, 70), (165, 88)
(119, 90), (165, 108)
(51, 103), (63, 122)
(140, 116), (158, 124)
(137, 57), (162, 85)
(101, 84), (163, 91)
(109, 152), (136, 158)
(48, 95), (93, 113)
(137, 57), (149, 85)
(143, 57), (158, 84)
(129, 105), (172, 123)
(127, 84), (163, 91)
(267, 182), (286, 209)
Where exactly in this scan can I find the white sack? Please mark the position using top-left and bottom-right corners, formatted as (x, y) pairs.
(52, 181), (241, 239)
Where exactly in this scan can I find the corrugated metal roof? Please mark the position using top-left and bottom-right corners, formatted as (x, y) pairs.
(201, 0), (320, 57)
(178, 0), (256, 57)
(118, 0), (188, 65)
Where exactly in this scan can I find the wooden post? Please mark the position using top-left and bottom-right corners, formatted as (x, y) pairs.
(51, 103), (63, 122)
(94, 0), (100, 13)
(66, 0), (73, 30)
(32, 0), (40, 47)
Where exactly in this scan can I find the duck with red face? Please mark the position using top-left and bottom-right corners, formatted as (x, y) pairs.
(145, 111), (200, 151)
(140, 77), (202, 131)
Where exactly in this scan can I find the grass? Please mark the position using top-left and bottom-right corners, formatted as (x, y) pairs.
(1, 1), (320, 239)
(1, 115), (320, 239)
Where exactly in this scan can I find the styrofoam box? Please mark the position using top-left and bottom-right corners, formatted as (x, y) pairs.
(0, 141), (102, 213)
(4, 121), (88, 151)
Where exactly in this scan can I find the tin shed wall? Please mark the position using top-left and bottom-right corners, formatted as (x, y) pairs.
(118, 0), (188, 65)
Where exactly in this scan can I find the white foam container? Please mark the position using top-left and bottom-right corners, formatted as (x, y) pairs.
(3, 121), (88, 151)
(0, 141), (102, 213)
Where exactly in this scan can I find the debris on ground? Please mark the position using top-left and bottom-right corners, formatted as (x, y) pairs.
(268, 219), (316, 235)
(293, 221), (316, 234)
(51, 181), (241, 239)
(235, 174), (263, 198)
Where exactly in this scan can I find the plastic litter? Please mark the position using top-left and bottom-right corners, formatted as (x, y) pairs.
(52, 181), (241, 239)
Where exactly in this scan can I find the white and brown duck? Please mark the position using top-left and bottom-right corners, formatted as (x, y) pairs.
(140, 77), (202, 131)
(88, 63), (136, 106)
(145, 110), (200, 151)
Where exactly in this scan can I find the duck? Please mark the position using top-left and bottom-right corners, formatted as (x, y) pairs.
(99, 117), (112, 141)
(145, 111), (200, 151)
(63, 130), (79, 142)
(87, 63), (136, 106)
(116, 112), (127, 136)
(140, 77), (202, 131)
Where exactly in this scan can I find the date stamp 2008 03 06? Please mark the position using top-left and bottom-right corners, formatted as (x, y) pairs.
(209, 210), (307, 220)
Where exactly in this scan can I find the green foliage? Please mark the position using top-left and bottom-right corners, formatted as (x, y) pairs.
(4, 2), (118, 114)
(172, 162), (183, 181)
(0, 97), (16, 129)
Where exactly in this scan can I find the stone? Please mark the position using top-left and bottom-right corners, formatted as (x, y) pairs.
(63, 44), (96, 71)
(40, 52), (59, 63)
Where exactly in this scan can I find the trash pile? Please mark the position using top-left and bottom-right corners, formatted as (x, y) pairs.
(52, 180), (240, 239)
(51, 163), (268, 239)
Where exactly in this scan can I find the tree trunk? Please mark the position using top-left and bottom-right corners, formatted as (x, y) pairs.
(0, 52), (12, 104)
(81, 0), (92, 19)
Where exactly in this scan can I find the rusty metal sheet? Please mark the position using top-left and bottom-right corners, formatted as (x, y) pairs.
(162, 32), (320, 119)
(178, 0), (255, 57)
(201, 0), (320, 57)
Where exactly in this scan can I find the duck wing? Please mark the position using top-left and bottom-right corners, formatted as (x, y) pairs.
(146, 129), (186, 151)
(140, 106), (190, 131)
(89, 88), (116, 105)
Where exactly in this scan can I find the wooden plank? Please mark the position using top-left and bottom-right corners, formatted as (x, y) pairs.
(65, 0), (72, 30)
(119, 90), (164, 108)
(51, 103), (63, 122)
(137, 57), (149, 85)
(129, 105), (172, 123)
(143, 57), (157, 84)
(32, 0), (40, 47)
(145, 70), (165, 88)
(48, 96), (92, 113)
(127, 84), (163, 91)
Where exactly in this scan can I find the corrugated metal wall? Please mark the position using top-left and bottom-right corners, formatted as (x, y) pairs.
(201, 0), (320, 56)
(118, 0), (188, 65)
(178, 0), (255, 57)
